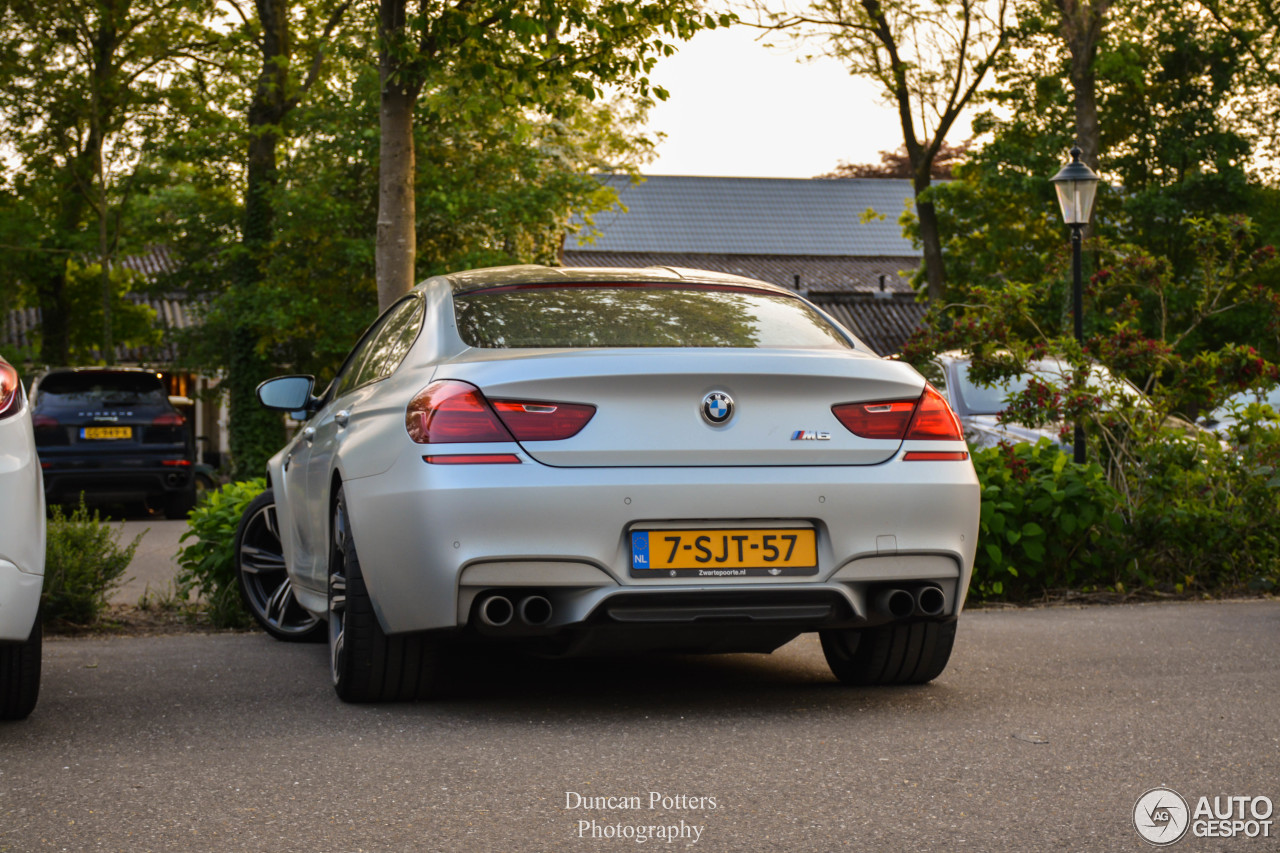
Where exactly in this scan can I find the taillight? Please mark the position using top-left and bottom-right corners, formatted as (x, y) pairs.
(904, 385), (964, 441)
(32, 415), (59, 429)
(152, 412), (185, 426)
(423, 453), (522, 464)
(832, 385), (963, 442)
(0, 363), (19, 419)
(831, 399), (916, 439)
(490, 400), (595, 441)
(405, 381), (515, 444)
(406, 380), (596, 444)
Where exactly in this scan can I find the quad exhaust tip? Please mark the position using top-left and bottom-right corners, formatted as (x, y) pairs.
(477, 593), (555, 630)
(875, 588), (916, 620)
(478, 594), (514, 628)
(874, 585), (947, 619)
(518, 595), (553, 627)
(915, 585), (946, 617)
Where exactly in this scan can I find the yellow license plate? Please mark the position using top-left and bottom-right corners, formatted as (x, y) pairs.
(81, 426), (132, 440)
(630, 528), (818, 578)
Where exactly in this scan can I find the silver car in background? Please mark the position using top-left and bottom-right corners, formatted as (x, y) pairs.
(0, 356), (45, 720)
(249, 266), (980, 702)
(931, 350), (1147, 449)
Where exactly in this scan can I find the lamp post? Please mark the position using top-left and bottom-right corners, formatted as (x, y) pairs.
(1050, 146), (1101, 465)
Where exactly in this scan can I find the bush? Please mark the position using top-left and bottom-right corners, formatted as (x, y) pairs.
(176, 478), (266, 628)
(971, 440), (1125, 600)
(1125, 418), (1280, 593)
(43, 499), (141, 625)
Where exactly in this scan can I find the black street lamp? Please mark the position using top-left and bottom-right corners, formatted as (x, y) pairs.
(1050, 146), (1101, 464)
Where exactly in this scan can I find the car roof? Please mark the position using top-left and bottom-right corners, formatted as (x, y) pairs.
(431, 264), (795, 297)
(36, 366), (165, 380)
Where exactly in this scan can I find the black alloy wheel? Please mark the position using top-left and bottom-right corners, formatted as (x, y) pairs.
(235, 489), (324, 642)
(328, 487), (440, 703)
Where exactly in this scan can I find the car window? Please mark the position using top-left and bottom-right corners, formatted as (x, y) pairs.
(35, 372), (168, 407)
(453, 285), (853, 350)
(333, 296), (425, 398)
(352, 297), (425, 387)
(954, 359), (1141, 415)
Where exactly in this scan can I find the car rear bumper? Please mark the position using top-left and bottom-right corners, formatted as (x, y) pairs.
(336, 443), (980, 636)
(0, 561), (42, 642)
(42, 463), (193, 503)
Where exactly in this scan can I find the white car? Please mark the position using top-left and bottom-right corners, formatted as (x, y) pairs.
(1199, 386), (1280, 434)
(245, 266), (980, 702)
(0, 356), (45, 720)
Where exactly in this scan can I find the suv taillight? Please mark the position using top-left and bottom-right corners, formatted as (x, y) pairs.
(0, 363), (18, 419)
(832, 385), (962, 442)
(405, 380), (596, 444)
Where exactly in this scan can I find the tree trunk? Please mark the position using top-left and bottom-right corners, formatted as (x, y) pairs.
(376, 0), (418, 311)
(376, 85), (417, 310)
(36, 258), (73, 367)
(1056, 0), (1110, 172)
(915, 187), (946, 303)
(228, 0), (292, 479)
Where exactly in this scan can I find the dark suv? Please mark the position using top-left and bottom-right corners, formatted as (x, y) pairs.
(32, 367), (196, 518)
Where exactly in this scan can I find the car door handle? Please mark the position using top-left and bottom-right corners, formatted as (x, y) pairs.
(334, 410), (350, 428)
(302, 426), (316, 443)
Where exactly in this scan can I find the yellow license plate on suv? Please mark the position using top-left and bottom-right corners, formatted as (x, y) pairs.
(630, 528), (818, 578)
(81, 426), (132, 440)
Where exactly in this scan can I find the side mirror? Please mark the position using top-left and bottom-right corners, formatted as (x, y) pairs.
(257, 375), (317, 413)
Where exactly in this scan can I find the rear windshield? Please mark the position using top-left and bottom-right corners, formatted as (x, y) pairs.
(36, 372), (168, 406)
(453, 285), (854, 349)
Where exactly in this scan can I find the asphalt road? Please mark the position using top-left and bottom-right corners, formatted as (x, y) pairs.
(1, 600), (1277, 852)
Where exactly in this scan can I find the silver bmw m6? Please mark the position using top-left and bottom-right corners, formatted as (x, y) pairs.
(246, 265), (980, 702)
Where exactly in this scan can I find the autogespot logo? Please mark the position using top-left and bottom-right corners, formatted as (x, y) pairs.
(1134, 787), (1191, 846)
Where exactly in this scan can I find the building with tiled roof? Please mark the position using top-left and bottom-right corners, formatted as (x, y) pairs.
(562, 175), (927, 354)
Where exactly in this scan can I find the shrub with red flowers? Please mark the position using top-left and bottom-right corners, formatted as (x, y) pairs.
(907, 214), (1280, 597)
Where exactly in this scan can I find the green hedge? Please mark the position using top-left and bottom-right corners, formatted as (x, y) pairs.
(176, 478), (267, 628)
(970, 425), (1280, 601)
(970, 440), (1124, 600)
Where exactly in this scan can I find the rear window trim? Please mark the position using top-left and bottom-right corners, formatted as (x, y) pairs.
(458, 281), (790, 298)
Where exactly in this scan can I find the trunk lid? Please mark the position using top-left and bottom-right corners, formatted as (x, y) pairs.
(439, 348), (924, 467)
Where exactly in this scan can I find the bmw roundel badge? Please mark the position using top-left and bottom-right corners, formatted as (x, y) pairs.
(701, 391), (734, 425)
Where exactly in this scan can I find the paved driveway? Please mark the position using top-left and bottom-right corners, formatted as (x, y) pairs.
(2, 600), (1277, 851)
(110, 519), (188, 605)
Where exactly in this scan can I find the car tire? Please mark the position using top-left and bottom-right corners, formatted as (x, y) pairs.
(194, 471), (217, 500)
(0, 617), (42, 721)
(329, 488), (441, 703)
(235, 489), (324, 643)
(163, 486), (196, 520)
(819, 619), (957, 687)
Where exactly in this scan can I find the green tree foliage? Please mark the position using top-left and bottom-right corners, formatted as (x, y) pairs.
(756, 0), (1015, 301)
(908, 214), (1280, 596)
(0, 0), (214, 365)
(924, 0), (1280, 309)
(374, 0), (731, 309)
(117, 1), (701, 477)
